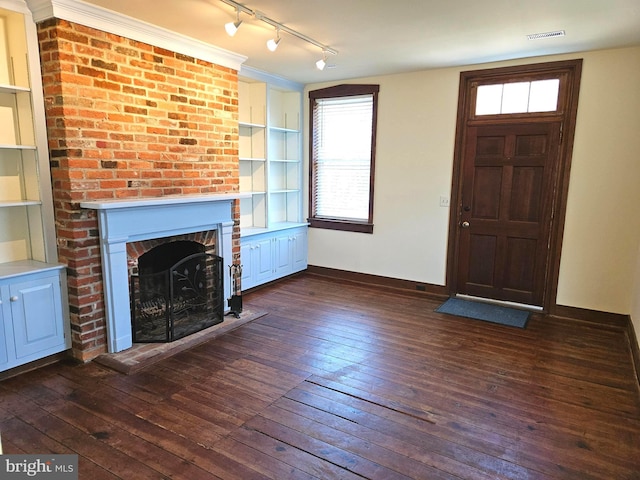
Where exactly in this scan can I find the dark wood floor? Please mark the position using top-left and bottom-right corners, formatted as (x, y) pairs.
(1, 273), (639, 479)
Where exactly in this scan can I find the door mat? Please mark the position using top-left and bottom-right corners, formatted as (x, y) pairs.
(435, 298), (530, 328)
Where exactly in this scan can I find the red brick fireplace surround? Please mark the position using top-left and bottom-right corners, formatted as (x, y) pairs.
(36, 18), (241, 362)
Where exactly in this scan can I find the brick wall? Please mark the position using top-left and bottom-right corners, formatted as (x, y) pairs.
(36, 18), (240, 362)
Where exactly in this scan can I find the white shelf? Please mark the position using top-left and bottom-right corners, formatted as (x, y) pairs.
(0, 144), (36, 150)
(0, 83), (30, 94)
(0, 259), (64, 279)
(239, 121), (266, 129)
(270, 189), (298, 194)
(240, 221), (309, 237)
(269, 126), (299, 133)
(0, 200), (41, 207)
(270, 158), (298, 163)
(79, 192), (249, 210)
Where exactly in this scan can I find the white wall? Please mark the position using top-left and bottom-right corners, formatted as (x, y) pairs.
(556, 47), (640, 314)
(305, 68), (459, 285)
(305, 46), (640, 320)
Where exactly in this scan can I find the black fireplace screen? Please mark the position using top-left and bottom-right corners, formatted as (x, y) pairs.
(130, 248), (223, 343)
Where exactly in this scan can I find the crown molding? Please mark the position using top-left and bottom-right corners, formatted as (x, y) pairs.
(239, 65), (303, 91)
(25, 0), (247, 71)
(0, 0), (32, 14)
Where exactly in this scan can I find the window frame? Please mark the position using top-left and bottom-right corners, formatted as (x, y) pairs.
(308, 84), (379, 233)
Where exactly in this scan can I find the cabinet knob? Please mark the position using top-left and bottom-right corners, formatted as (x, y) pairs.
(10, 296), (19, 302)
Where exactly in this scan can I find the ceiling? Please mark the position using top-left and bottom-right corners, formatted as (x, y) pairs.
(81, 0), (640, 85)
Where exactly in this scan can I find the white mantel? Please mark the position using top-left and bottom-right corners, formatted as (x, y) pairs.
(81, 193), (249, 353)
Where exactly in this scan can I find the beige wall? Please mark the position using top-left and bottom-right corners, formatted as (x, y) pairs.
(305, 46), (640, 324)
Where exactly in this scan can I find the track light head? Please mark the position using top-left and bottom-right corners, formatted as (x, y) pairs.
(266, 29), (281, 51)
(225, 9), (242, 36)
(316, 51), (327, 70)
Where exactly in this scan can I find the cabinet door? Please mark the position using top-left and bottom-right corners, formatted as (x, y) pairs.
(274, 234), (292, 277)
(9, 275), (65, 359)
(254, 237), (274, 284)
(241, 237), (274, 290)
(240, 241), (254, 289)
(291, 229), (308, 272)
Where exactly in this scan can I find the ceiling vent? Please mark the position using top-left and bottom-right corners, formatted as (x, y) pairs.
(527, 30), (566, 40)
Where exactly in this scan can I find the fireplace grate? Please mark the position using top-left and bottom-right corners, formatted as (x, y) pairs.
(130, 252), (223, 342)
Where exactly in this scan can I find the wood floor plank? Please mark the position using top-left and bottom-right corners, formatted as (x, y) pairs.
(214, 436), (321, 480)
(231, 424), (366, 479)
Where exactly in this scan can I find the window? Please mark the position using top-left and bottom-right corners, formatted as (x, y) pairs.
(309, 84), (379, 233)
(475, 79), (560, 115)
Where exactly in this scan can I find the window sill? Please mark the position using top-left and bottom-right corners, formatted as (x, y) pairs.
(308, 218), (373, 234)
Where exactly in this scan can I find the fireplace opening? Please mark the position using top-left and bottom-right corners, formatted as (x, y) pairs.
(130, 240), (224, 343)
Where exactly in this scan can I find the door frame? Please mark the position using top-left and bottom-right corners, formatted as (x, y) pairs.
(446, 59), (583, 313)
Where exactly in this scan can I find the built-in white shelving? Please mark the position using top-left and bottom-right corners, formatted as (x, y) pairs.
(238, 69), (308, 289)
(0, 1), (70, 373)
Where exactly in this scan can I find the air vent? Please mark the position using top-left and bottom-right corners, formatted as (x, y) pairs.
(527, 30), (566, 40)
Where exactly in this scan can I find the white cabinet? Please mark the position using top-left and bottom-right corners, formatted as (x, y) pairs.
(1, 264), (70, 372)
(274, 228), (308, 278)
(0, 2), (69, 371)
(238, 69), (308, 289)
(240, 227), (308, 290)
(241, 235), (274, 288)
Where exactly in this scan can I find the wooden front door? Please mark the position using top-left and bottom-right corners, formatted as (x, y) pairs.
(456, 122), (561, 306)
(448, 60), (582, 312)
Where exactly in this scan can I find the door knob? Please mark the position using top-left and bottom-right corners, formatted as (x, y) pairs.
(461, 221), (470, 228)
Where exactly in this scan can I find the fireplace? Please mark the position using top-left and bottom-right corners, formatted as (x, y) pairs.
(130, 240), (224, 343)
(81, 193), (248, 353)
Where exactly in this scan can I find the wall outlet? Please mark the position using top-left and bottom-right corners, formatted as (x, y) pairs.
(439, 195), (450, 207)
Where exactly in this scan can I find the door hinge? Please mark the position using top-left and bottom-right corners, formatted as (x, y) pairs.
(559, 123), (564, 143)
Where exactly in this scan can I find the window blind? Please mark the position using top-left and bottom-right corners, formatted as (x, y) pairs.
(312, 94), (374, 221)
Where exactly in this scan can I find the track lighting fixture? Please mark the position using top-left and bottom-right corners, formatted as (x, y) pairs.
(219, 0), (337, 69)
(224, 8), (242, 36)
(316, 51), (327, 71)
(266, 28), (281, 52)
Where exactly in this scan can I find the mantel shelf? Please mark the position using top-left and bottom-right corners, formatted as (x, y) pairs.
(80, 192), (251, 210)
